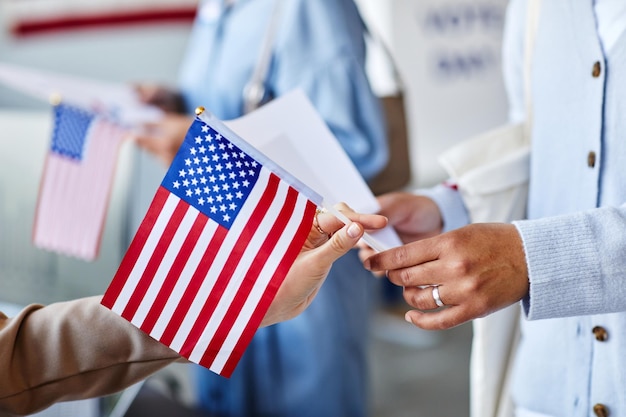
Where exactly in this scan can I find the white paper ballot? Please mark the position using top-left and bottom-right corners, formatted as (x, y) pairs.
(0, 62), (162, 126)
(225, 89), (402, 250)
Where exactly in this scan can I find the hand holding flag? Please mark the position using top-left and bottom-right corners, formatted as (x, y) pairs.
(101, 108), (388, 377)
(262, 203), (388, 327)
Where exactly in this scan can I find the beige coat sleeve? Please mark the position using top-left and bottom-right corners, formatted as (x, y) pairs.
(0, 296), (182, 416)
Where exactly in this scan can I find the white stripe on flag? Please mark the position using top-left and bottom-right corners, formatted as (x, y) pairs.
(77, 120), (125, 258)
(130, 205), (199, 327)
(187, 176), (291, 363)
(35, 154), (71, 249)
(200, 192), (310, 371)
(111, 194), (179, 314)
(150, 219), (220, 340)
(169, 168), (273, 352)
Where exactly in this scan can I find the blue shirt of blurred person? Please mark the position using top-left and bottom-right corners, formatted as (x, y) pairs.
(177, 0), (388, 416)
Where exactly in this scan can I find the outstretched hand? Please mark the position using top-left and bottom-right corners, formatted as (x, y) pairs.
(363, 223), (529, 330)
(357, 192), (443, 275)
(262, 204), (388, 327)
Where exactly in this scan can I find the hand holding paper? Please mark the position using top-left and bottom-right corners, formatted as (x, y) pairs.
(356, 191), (445, 270)
(262, 203), (387, 327)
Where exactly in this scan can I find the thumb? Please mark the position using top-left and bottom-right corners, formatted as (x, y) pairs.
(317, 222), (364, 264)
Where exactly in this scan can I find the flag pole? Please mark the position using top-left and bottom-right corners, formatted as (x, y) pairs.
(322, 202), (387, 253)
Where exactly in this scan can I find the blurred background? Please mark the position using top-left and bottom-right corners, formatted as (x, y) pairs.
(0, 0), (509, 415)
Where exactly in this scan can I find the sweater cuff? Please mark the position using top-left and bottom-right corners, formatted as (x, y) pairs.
(415, 183), (469, 232)
(512, 214), (600, 320)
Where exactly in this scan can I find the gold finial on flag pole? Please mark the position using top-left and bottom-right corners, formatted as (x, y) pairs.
(195, 106), (205, 116)
(49, 93), (62, 106)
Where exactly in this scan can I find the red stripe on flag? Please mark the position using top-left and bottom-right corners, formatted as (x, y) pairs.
(121, 198), (189, 320)
(102, 186), (170, 308)
(219, 199), (317, 377)
(198, 186), (300, 368)
(140, 213), (209, 334)
(159, 225), (228, 346)
(178, 174), (281, 358)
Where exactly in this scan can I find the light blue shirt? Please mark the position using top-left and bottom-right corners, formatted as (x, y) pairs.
(506, 1), (626, 416)
(433, 1), (626, 416)
(179, 0), (387, 180)
(177, 1), (387, 416)
(594, 0), (626, 54)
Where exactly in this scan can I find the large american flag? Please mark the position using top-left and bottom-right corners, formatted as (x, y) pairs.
(102, 111), (321, 377)
(33, 103), (127, 261)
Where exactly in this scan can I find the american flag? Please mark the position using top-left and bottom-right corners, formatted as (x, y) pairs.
(33, 103), (127, 261)
(102, 111), (321, 377)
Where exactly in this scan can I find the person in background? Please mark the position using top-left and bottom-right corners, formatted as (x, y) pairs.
(360, 1), (626, 416)
(0, 207), (387, 417)
(131, 0), (388, 416)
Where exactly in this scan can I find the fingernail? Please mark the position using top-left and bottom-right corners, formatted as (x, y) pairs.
(404, 313), (411, 323)
(347, 223), (361, 238)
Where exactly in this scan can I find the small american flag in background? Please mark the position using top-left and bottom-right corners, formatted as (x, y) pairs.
(102, 111), (321, 377)
(33, 103), (127, 261)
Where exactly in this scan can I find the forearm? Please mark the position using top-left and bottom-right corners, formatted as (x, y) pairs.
(0, 296), (181, 415)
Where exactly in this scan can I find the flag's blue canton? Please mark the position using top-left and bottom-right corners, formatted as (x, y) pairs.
(162, 118), (262, 229)
(51, 104), (93, 160)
